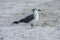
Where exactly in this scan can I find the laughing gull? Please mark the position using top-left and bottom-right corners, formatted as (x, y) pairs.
(12, 8), (41, 25)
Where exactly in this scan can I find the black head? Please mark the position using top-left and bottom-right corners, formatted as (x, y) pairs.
(32, 8), (41, 11)
(32, 8), (37, 11)
(38, 9), (41, 11)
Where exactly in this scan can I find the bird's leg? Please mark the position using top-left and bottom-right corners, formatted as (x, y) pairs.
(31, 24), (33, 26)
(31, 24), (34, 28)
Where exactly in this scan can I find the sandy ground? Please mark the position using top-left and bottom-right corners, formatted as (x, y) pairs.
(0, 0), (60, 40)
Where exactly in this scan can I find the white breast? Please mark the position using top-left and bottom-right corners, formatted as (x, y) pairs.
(32, 10), (39, 22)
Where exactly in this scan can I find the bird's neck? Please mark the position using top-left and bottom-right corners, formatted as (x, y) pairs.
(32, 10), (39, 22)
(33, 10), (39, 16)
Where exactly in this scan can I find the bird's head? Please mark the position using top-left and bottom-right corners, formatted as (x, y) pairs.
(32, 8), (41, 11)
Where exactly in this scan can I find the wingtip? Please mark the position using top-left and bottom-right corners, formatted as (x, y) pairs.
(11, 21), (19, 25)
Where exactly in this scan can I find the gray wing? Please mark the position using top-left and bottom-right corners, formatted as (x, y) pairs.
(19, 14), (34, 23)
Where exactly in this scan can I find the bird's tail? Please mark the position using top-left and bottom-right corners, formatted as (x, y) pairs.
(11, 20), (23, 25)
(12, 21), (20, 25)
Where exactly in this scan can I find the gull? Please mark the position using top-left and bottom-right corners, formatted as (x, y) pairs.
(12, 8), (41, 26)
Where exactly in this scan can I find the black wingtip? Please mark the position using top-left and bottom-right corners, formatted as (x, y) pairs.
(12, 21), (19, 25)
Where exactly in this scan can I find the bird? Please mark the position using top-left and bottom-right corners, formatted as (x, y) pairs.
(12, 8), (41, 25)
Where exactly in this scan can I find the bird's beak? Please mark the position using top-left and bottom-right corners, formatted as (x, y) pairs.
(38, 9), (41, 11)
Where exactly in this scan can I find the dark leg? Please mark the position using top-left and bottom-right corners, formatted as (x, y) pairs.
(31, 24), (33, 26)
(31, 24), (34, 28)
